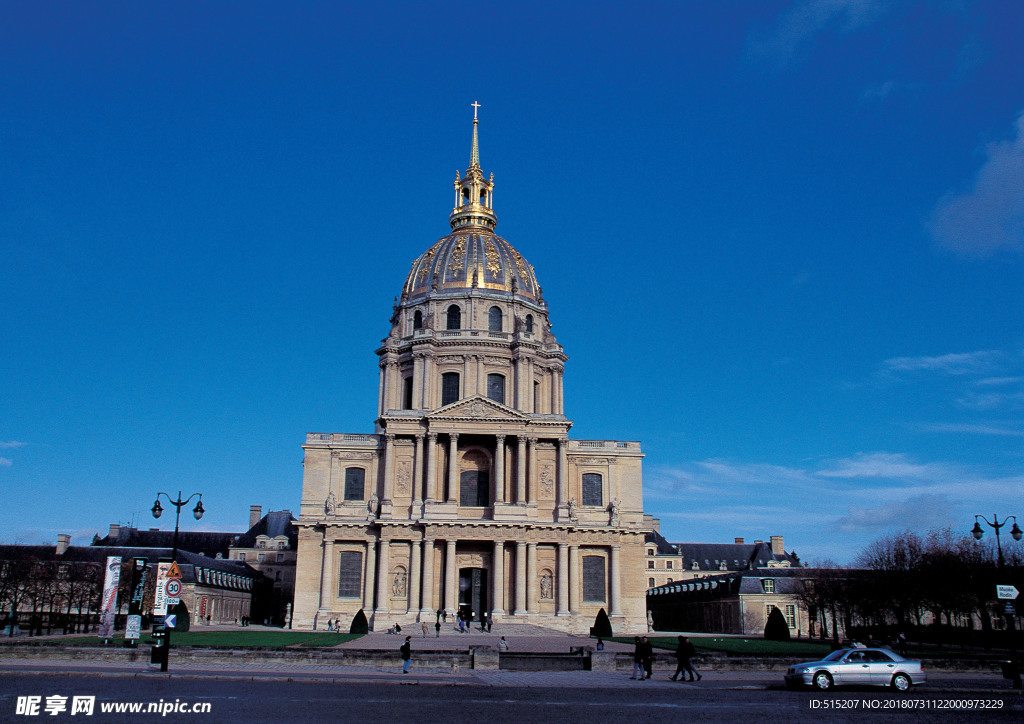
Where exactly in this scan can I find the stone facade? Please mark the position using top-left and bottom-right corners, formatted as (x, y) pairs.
(293, 111), (651, 634)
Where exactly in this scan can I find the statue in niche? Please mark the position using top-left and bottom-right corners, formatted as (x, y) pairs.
(324, 491), (336, 517)
(367, 493), (379, 521)
(567, 497), (578, 524)
(539, 571), (553, 600)
(392, 570), (407, 597)
(609, 499), (620, 527)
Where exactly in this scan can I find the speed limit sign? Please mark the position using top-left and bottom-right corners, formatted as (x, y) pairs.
(166, 578), (182, 598)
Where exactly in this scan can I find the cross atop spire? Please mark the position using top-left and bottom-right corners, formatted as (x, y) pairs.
(450, 102), (496, 231)
(469, 102), (481, 169)
(471, 100), (481, 119)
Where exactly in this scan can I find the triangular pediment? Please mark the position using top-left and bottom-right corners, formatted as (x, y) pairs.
(428, 395), (530, 422)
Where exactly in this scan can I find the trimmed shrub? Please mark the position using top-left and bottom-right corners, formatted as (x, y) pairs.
(593, 608), (613, 638)
(764, 607), (791, 641)
(349, 609), (368, 634)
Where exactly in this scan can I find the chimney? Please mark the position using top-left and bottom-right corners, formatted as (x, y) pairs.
(754, 540), (763, 545)
(250, 505), (262, 529)
(56, 534), (71, 555)
(771, 535), (785, 556)
(734, 537), (744, 545)
(109, 523), (120, 540)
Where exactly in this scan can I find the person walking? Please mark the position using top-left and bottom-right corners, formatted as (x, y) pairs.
(640, 636), (654, 679)
(400, 635), (412, 674)
(421, 621), (429, 638)
(631, 637), (644, 680)
(671, 635), (701, 681)
(434, 620), (441, 637)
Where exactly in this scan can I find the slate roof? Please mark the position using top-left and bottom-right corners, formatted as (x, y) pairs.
(232, 511), (297, 549)
(644, 530), (678, 555)
(91, 528), (239, 559)
(649, 539), (801, 571)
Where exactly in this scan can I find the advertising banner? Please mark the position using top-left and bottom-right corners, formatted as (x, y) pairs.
(126, 557), (149, 641)
(153, 561), (172, 618)
(97, 556), (122, 639)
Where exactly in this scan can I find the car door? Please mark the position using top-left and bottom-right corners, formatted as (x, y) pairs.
(864, 649), (898, 685)
(837, 650), (873, 685)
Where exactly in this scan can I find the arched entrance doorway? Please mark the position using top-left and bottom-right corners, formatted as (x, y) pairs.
(458, 567), (488, 622)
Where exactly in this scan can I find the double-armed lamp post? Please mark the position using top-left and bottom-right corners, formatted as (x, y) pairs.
(972, 513), (1022, 689)
(151, 491), (205, 562)
(149, 491), (204, 672)
(971, 514), (1022, 570)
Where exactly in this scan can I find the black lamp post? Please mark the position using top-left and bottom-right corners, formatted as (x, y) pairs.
(151, 491), (204, 562)
(971, 514), (1022, 569)
(972, 513), (1022, 689)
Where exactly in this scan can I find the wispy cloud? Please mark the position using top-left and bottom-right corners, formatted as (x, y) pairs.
(880, 350), (1001, 376)
(0, 458), (11, 467)
(930, 111), (1024, 256)
(834, 493), (955, 532)
(0, 441), (28, 449)
(748, 0), (889, 66)
(921, 422), (1024, 437)
(818, 452), (937, 480)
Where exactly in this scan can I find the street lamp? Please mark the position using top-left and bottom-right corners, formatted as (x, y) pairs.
(151, 491), (204, 562)
(971, 514), (1022, 569)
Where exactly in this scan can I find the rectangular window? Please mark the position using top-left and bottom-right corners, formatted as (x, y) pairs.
(338, 551), (363, 598)
(762, 578), (775, 593)
(486, 374), (505, 404)
(459, 470), (490, 507)
(238, 553), (245, 562)
(277, 553), (285, 562)
(785, 604), (796, 628)
(582, 555), (606, 603)
(647, 561), (654, 569)
(442, 372), (460, 406)
(666, 561), (673, 569)
(344, 467), (365, 501)
(403, 376), (413, 409)
(648, 578), (655, 587)
(257, 554), (265, 562)
(581, 473), (602, 507)
(766, 605), (775, 622)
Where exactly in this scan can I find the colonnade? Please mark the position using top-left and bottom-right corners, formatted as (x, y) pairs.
(319, 534), (624, 622)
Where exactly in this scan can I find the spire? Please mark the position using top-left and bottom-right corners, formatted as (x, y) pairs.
(449, 102), (496, 231)
(469, 101), (481, 169)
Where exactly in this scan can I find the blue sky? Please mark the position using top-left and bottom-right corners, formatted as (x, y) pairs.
(2, 1), (1022, 564)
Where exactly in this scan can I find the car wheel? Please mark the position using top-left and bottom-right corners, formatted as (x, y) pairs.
(813, 672), (833, 691)
(891, 673), (911, 691)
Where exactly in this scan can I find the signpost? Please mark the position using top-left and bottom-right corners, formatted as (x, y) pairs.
(997, 585), (1019, 600)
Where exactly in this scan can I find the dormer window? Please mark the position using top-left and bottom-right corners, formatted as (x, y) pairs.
(762, 578), (775, 593)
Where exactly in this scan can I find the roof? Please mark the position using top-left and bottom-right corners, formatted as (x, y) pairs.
(654, 540), (801, 571)
(91, 527), (239, 558)
(232, 510), (297, 549)
(644, 530), (678, 555)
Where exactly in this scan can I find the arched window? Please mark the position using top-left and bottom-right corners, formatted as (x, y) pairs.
(344, 468), (365, 501)
(488, 306), (502, 332)
(459, 450), (491, 507)
(338, 551), (362, 598)
(413, 310), (423, 330)
(441, 372), (460, 406)
(582, 556), (606, 603)
(446, 305), (461, 330)
(582, 473), (602, 507)
(525, 314), (534, 333)
(486, 373), (505, 404)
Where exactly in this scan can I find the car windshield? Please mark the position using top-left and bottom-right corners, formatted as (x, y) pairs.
(822, 650), (848, 662)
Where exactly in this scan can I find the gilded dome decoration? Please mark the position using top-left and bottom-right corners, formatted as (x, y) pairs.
(401, 104), (542, 305)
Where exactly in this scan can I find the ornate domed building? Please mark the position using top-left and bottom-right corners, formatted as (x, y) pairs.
(293, 108), (651, 633)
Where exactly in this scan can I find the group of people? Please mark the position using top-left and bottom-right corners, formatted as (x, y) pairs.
(631, 635), (701, 682)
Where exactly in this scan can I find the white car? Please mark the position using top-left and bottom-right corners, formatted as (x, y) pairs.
(785, 647), (926, 691)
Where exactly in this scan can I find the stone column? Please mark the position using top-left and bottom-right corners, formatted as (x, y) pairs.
(516, 436), (526, 504)
(446, 433), (459, 503)
(528, 437), (538, 504)
(494, 435), (505, 503)
(476, 354), (485, 396)
(412, 353), (423, 410)
(491, 540), (504, 615)
(413, 435), (424, 506)
(524, 357), (534, 413)
(408, 539), (422, 614)
(568, 544), (580, 613)
(377, 362), (386, 416)
(610, 545), (622, 616)
(557, 439), (568, 509)
(374, 539), (390, 619)
(444, 539), (458, 616)
(319, 539), (334, 612)
(514, 541), (527, 614)
(419, 539), (435, 616)
(526, 542), (537, 613)
(382, 434), (395, 505)
(557, 542), (569, 616)
(363, 539), (377, 611)
(425, 433), (437, 503)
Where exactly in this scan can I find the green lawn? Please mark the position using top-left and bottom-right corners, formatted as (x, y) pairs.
(47, 631), (363, 648)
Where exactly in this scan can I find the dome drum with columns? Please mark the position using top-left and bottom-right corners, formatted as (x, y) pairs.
(292, 106), (652, 634)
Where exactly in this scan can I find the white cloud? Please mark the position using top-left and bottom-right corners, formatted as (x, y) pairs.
(0, 457), (11, 467)
(818, 452), (937, 479)
(833, 493), (955, 532)
(922, 422), (1024, 437)
(881, 350), (1001, 376)
(0, 441), (27, 449)
(931, 112), (1024, 256)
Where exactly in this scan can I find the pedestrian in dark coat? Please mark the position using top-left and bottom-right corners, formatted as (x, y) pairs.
(671, 635), (701, 681)
(400, 636), (412, 674)
(631, 637), (644, 680)
(640, 636), (654, 679)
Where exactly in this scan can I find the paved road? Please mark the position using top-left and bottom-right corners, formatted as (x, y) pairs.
(1, 674), (1021, 723)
